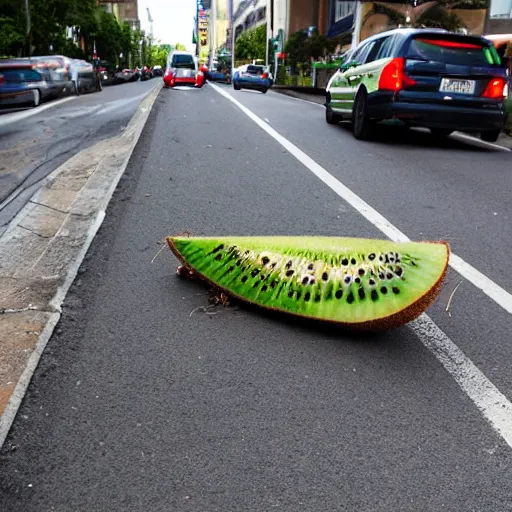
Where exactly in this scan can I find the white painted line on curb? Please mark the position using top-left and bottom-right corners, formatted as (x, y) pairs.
(210, 81), (512, 449)
(0, 96), (76, 127)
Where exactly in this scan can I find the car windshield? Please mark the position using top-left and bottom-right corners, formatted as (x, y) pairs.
(172, 55), (195, 69)
(245, 65), (264, 75)
(0, 68), (41, 83)
(407, 37), (500, 67)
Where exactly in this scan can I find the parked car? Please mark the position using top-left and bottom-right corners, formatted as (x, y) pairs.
(115, 68), (138, 83)
(152, 65), (163, 77)
(0, 59), (64, 107)
(163, 50), (205, 88)
(232, 64), (271, 93)
(69, 59), (101, 94)
(140, 66), (153, 81)
(98, 60), (117, 85)
(325, 28), (507, 142)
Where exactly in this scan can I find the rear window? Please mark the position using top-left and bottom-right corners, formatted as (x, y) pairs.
(172, 55), (195, 69)
(407, 37), (500, 67)
(0, 68), (41, 83)
(246, 65), (264, 74)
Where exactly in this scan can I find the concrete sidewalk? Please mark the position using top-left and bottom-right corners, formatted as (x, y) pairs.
(0, 81), (163, 446)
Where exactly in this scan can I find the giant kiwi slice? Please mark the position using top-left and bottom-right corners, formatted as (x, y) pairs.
(167, 236), (449, 331)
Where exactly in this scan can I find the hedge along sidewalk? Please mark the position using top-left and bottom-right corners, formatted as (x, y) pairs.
(0, 80), (163, 447)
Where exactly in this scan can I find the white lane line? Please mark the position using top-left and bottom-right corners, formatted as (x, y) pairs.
(213, 83), (512, 315)
(0, 96), (76, 127)
(210, 81), (512, 449)
(269, 90), (512, 152)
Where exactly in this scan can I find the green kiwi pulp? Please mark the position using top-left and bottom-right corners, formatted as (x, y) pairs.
(167, 236), (449, 330)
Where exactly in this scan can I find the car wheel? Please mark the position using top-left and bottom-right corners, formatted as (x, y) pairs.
(325, 106), (341, 125)
(352, 89), (372, 140)
(233, 82), (240, 90)
(261, 88), (268, 94)
(480, 130), (501, 143)
(32, 89), (41, 107)
(430, 128), (453, 139)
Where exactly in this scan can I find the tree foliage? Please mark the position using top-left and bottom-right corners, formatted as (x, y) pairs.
(235, 24), (267, 61)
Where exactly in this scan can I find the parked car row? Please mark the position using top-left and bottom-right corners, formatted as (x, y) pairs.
(324, 28), (511, 142)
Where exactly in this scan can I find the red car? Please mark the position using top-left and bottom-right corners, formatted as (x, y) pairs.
(163, 50), (205, 88)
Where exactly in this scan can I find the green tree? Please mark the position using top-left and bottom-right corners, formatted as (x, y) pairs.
(235, 24), (267, 62)
(175, 43), (187, 51)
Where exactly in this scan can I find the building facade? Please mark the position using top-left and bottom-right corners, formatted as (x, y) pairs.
(97, 0), (140, 28)
(488, 0), (512, 33)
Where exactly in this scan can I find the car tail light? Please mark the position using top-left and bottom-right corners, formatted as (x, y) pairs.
(416, 38), (482, 50)
(482, 77), (506, 99)
(261, 72), (268, 79)
(378, 57), (416, 92)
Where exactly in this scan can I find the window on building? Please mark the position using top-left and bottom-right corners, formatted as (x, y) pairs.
(334, 0), (356, 22)
(490, 0), (512, 18)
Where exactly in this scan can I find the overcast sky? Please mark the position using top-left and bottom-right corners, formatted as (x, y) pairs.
(138, 0), (196, 48)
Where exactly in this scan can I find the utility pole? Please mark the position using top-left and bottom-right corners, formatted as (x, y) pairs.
(25, 0), (31, 57)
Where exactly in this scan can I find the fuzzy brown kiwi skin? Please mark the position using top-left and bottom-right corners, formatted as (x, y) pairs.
(167, 237), (450, 332)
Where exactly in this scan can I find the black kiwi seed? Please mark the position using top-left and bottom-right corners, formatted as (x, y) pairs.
(371, 289), (378, 301)
(379, 255), (384, 262)
(386, 273), (393, 280)
(342, 258), (349, 266)
(369, 253), (376, 261)
(285, 260), (293, 269)
(212, 244), (224, 253)
(358, 288), (365, 300)
(244, 251), (250, 255)
(351, 258), (357, 265)
(395, 267), (403, 277)
(241, 276), (248, 283)
(215, 254), (222, 261)
(302, 277), (309, 285)
(236, 260), (242, 266)
(288, 290), (294, 298)
(262, 285), (268, 292)
(260, 274), (266, 280)
(369, 278), (376, 286)
(354, 277), (361, 284)
(270, 281), (277, 289)
(251, 269), (260, 277)
(304, 292), (311, 302)
(344, 276), (351, 284)
(322, 272), (329, 281)
(347, 292), (355, 304)
(253, 281), (259, 288)
(228, 266), (235, 273)
(378, 272), (385, 280)
(310, 278), (316, 285)
(286, 270), (294, 277)
(335, 289), (343, 299)
(308, 263), (314, 270)
(314, 294), (321, 302)
(262, 256), (270, 265)
(392, 287), (400, 295)
(411, 261), (418, 267)
(296, 290), (302, 300)
(358, 268), (365, 276)
(271, 263), (277, 269)
(381, 286), (388, 295)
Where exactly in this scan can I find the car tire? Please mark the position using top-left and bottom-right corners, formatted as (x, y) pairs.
(325, 106), (341, 125)
(352, 89), (372, 140)
(233, 82), (241, 90)
(261, 88), (268, 94)
(480, 130), (501, 143)
(430, 128), (453, 139)
(32, 89), (41, 107)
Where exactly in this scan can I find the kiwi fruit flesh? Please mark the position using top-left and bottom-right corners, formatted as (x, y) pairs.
(167, 236), (449, 331)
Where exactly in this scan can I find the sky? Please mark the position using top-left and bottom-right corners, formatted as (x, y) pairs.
(138, 0), (197, 49)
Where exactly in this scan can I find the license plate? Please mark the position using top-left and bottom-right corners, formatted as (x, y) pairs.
(439, 78), (475, 95)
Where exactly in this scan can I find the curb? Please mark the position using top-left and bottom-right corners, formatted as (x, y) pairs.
(0, 80), (163, 447)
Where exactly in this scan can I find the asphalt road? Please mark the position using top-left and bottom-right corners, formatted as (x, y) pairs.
(1, 83), (512, 511)
(0, 79), (158, 236)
